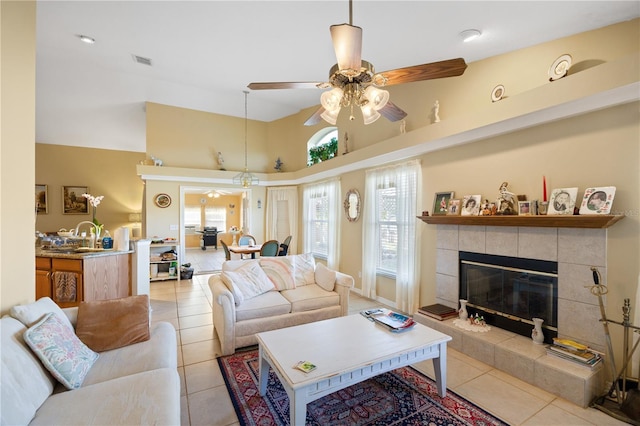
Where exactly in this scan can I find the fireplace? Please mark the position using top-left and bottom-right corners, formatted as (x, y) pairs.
(459, 251), (558, 344)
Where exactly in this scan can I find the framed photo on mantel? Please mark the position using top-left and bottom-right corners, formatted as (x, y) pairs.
(433, 191), (454, 216)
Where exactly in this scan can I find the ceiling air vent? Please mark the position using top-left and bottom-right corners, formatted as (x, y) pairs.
(132, 54), (152, 66)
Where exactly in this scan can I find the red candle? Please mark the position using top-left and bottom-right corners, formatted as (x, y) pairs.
(543, 176), (547, 202)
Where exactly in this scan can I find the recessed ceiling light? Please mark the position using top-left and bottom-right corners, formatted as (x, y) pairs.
(459, 29), (482, 43)
(78, 35), (96, 44)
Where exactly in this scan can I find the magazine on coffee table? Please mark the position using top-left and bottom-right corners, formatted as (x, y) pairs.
(361, 308), (415, 332)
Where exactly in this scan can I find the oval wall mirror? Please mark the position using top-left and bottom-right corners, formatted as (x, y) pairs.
(344, 189), (361, 222)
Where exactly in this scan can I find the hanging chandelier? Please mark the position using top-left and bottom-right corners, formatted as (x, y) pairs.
(232, 91), (259, 188)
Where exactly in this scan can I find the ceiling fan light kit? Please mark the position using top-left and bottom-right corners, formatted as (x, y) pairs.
(232, 91), (259, 188)
(248, 0), (467, 126)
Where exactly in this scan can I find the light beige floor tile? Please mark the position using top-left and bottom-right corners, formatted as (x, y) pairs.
(178, 303), (212, 317)
(184, 359), (225, 395)
(177, 296), (210, 308)
(551, 398), (629, 425)
(521, 402), (597, 425)
(182, 339), (218, 366)
(153, 317), (179, 331)
(187, 386), (238, 426)
(413, 351), (488, 390)
(180, 325), (214, 345)
(150, 292), (179, 301)
(179, 313), (213, 329)
(488, 368), (555, 404)
(151, 308), (178, 321)
(177, 345), (183, 367)
(180, 395), (190, 426)
(176, 290), (206, 300)
(455, 373), (548, 425)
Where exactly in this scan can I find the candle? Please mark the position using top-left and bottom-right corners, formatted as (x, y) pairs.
(543, 176), (547, 202)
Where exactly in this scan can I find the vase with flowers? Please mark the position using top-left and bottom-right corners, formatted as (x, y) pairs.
(82, 193), (105, 240)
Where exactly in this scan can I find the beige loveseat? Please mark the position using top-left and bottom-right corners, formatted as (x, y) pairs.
(1, 297), (179, 425)
(209, 254), (354, 355)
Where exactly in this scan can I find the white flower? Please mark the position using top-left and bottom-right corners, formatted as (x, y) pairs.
(82, 193), (104, 207)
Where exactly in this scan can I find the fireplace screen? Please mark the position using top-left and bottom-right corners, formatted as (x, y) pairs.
(459, 252), (558, 341)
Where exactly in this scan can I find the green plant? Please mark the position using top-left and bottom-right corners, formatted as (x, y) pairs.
(307, 137), (338, 166)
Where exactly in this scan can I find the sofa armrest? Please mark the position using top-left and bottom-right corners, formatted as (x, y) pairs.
(62, 307), (78, 328)
(209, 275), (237, 356)
(334, 271), (354, 317)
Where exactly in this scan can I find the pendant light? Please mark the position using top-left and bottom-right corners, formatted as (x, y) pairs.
(232, 91), (259, 188)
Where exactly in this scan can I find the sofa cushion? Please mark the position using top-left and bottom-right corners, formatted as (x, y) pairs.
(23, 312), (99, 390)
(315, 262), (337, 292)
(221, 262), (275, 305)
(292, 253), (316, 286)
(10, 296), (74, 330)
(76, 295), (150, 352)
(1, 316), (57, 426)
(281, 284), (340, 313)
(30, 368), (180, 426)
(235, 291), (291, 322)
(260, 257), (295, 290)
(222, 259), (259, 272)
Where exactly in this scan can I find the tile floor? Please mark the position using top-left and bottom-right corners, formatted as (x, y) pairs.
(157, 255), (626, 425)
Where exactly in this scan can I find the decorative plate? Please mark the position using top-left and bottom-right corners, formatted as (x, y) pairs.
(154, 193), (171, 208)
(548, 54), (572, 81)
(491, 84), (505, 102)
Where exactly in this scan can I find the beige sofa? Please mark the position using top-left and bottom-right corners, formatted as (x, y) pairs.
(209, 254), (354, 355)
(1, 298), (179, 425)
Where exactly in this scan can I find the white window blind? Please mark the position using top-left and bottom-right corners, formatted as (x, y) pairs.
(204, 206), (226, 231)
(303, 179), (340, 268)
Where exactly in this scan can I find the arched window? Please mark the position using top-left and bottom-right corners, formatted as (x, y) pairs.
(307, 127), (338, 166)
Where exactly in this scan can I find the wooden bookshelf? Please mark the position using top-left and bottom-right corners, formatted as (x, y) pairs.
(417, 214), (624, 229)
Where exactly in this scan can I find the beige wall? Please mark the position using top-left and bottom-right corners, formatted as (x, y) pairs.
(1, 1), (37, 313)
(35, 144), (145, 235)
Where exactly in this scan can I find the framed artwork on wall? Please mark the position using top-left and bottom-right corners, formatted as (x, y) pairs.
(62, 186), (89, 214)
(433, 191), (454, 216)
(579, 186), (616, 215)
(36, 184), (48, 214)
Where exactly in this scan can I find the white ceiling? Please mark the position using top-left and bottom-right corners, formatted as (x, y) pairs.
(35, 1), (639, 153)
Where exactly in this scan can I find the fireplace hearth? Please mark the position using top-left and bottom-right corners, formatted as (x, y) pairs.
(459, 251), (558, 344)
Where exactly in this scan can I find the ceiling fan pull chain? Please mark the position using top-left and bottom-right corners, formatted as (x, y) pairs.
(349, 104), (355, 121)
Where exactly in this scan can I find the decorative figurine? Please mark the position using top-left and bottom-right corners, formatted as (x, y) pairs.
(151, 155), (163, 166)
(274, 157), (283, 172)
(343, 132), (349, 155)
(432, 100), (440, 123)
(217, 152), (225, 170)
(497, 181), (517, 215)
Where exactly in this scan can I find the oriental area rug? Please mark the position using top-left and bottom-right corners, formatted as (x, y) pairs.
(218, 349), (508, 426)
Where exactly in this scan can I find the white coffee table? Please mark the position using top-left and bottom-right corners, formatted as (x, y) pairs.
(256, 314), (452, 426)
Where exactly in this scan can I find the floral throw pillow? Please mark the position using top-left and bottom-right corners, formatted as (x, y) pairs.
(23, 312), (99, 390)
(260, 257), (296, 291)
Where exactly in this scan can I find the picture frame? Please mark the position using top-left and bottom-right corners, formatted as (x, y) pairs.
(35, 184), (48, 214)
(154, 193), (172, 208)
(62, 186), (89, 214)
(461, 195), (482, 216)
(579, 186), (616, 215)
(547, 187), (578, 215)
(433, 191), (454, 216)
(518, 201), (532, 216)
(447, 199), (461, 216)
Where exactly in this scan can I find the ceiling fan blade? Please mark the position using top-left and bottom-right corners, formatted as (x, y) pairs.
(304, 106), (325, 126)
(330, 24), (362, 73)
(379, 101), (407, 122)
(379, 58), (467, 86)
(247, 82), (325, 90)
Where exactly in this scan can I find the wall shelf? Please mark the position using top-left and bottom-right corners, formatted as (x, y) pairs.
(417, 214), (624, 229)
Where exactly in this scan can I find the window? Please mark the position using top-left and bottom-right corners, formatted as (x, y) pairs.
(377, 186), (398, 274)
(204, 206), (226, 231)
(184, 206), (202, 229)
(303, 179), (340, 268)
(307, 127), (338, 166)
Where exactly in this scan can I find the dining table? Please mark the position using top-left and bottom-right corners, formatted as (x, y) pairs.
(228, 244), (262, 259)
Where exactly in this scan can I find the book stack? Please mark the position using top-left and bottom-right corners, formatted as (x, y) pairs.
(361, 308), (416, 332)
(546, 338), (602, 369)
(418, 304), (458, 321)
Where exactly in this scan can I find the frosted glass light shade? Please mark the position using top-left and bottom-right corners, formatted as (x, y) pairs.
(361, 105), (381, 125)
(364, 86), (389, 110)
(320, 108), (340, 125)
(320, 88), (343, 111)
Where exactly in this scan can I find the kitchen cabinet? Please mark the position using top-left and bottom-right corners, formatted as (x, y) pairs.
(150, 242), (180, 282)
(36, 251), (131, 307)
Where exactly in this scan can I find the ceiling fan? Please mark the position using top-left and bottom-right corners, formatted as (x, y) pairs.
(248, 0), (468, 126)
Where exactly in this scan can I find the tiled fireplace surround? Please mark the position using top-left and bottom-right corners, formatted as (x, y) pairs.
(416, 224), (609, 407)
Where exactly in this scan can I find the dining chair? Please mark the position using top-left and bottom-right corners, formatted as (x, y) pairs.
(278, 235), (292, 256)
(220, 240), (231, 261)
(238, 234), (256, 259)
(260, 240), (280, 257)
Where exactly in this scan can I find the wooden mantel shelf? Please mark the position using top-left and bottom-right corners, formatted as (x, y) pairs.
(417, 214), (624, 229)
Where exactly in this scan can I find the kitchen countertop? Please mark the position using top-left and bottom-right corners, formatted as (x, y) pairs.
(36, 247), (133, 259)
